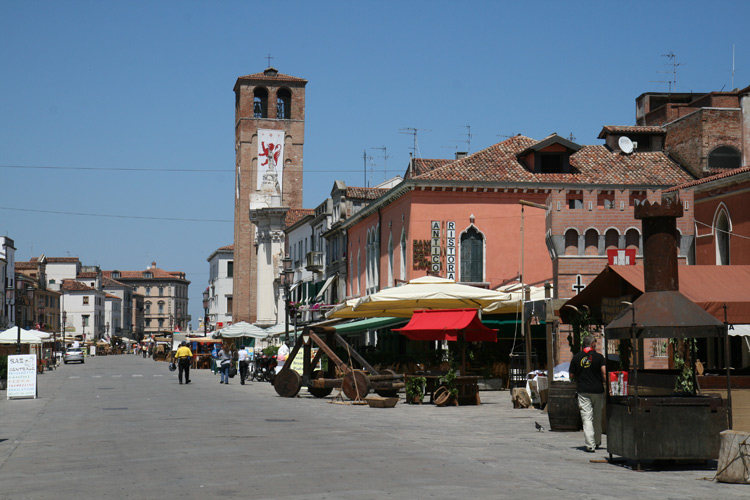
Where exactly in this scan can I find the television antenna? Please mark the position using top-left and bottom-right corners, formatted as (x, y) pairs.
(464, 125), (472, 153)
(362, 150), (374, 187)
(371, 146), (389, 182)
(650, 52), (681, 92)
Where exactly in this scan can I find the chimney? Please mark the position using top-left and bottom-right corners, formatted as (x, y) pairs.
(455, 152), (468, 160)
(634, 193), (682, 292)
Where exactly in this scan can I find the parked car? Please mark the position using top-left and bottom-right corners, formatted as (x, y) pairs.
(64, 348), (84, 364)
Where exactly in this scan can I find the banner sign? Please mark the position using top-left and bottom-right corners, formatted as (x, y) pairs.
(431, 221), (441, 273)
(607, 248), (636, 265)
(7, 354), (37, 400)
(257, 129), (285, 193)
(446, 221), (456, 280)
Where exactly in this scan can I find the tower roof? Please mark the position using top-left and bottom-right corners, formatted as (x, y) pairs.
(234, 67), (307, 90)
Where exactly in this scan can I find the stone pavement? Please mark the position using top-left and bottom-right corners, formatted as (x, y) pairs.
(0, 354), (747, 499)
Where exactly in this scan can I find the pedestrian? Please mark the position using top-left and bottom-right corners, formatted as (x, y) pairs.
(570, 335), (606, 453)
(174, 341), (193, 385)
(217, 344), (232, 384)
(238, 344), (250, 385)
(211, 343), (220, 375)
(148, 345), (153, 358)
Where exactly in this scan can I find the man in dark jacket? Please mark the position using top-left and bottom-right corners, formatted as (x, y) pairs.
(570, 335), (606, 452)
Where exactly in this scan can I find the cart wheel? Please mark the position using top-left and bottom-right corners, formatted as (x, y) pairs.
(274, 369), (302, 398)
(308, 370), (333, 398)
(342, 369), (371, 401)
(374, 368), (400, 397)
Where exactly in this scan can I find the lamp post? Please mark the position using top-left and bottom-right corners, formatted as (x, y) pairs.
(202, 287), (209, 337)
(281, 255), (294, 345)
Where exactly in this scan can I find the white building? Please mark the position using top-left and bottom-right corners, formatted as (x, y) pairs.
(104, 293), (122, 340)
(44, 257), (82, 289)
(0, 237), (16, 329)
(206, 244), (234, 331)
(61, 280), (105, 341)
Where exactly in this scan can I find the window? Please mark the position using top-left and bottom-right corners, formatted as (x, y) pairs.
(145, 302), (151, 314)
(388, 233), (394, 288)
(145, 287), (151, 297)
(83, 296), (89, 305)
(584, 229), (599, 255)
(540, 153), (564, 173)
(112, 271), (120, 279)
(625, 229), (640, 252)
(226, 296), (233, 315)
(253, 88), (268, 118)
(143, 272), (152, 278)
(629, 193), (646, 207)
(400, 229), (407, 281)
(159, 286), (164, 297)
(716, 209), (730, 265)
(598, 193), (615, 209)
(49, 279), (55, 284)
(460, 227), (484, 283)
(82, 315), (89, 327)
(145, 319), (151, 328)
(158, 319), (164, 328)
(564, 229), (579, 255)
(604, 229), (619, 250)
(567, 193), (583, 209)
(708, 146), (741, 170)
(276, 88), (291, 119)
(227, 261), (233, 278)
(158, 302), (164, 314)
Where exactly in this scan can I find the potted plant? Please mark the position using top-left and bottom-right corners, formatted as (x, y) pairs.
(405, 376), (426, 404)
(435, 366), (459, 406)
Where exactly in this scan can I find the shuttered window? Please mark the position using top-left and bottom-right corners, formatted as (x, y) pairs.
(460, 227), (483, 283)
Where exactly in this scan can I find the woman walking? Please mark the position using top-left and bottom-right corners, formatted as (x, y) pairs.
(217, 344), (232, 384)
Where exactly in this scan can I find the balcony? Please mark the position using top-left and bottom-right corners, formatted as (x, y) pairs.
(305, 251), (324, 273)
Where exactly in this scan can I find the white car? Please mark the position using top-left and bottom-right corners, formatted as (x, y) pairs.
(64, 348), (84, 364)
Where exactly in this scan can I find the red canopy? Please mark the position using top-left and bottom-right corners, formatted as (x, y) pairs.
(393, 309), (498, 342)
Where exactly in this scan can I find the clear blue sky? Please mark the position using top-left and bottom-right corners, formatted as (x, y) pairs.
(2, 0), (748, 329)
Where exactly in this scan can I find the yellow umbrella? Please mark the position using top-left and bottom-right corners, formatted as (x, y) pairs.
(330, 276), (511, 319)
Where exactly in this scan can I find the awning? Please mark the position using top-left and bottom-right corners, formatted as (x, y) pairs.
(333, 316), (406, 335)
(393, 309), (498, 342)
(482, 317), (546, 339)
(728, 324), (750, 337)
(315, 274), (338, 302)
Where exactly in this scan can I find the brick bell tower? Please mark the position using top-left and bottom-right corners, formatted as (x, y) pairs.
(232, 67), (307, 323)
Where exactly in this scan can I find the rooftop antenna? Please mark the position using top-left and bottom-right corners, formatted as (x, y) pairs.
(650, 52), (681, 92)
(265, 53), (274, 68)
(362, 150), (374, 187)
(400, 127), (429, 159)
(464, 125), (472, 153)
(732, 44), (736, 89)
(567, 132), (576, 142)
(371, 146), (389, 181)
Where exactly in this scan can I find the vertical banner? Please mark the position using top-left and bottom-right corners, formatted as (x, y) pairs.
(430, 221), (441, 274)
(7, 354), (37, 400)
(446, 221), (456, 280)
(257, 129), (285, 193)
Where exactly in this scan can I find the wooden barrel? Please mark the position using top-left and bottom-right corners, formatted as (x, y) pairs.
(547, 381), (582, 431)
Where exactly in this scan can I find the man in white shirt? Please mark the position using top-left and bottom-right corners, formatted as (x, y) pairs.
(238, 345), (250, 385)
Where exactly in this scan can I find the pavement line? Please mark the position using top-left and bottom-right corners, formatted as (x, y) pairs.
(112, 375), (122, 378)
(69, 376), (80, 379)
(133, 374), (143, 377)
(92, 375), (102, 378)
(153, 374), (163, 377)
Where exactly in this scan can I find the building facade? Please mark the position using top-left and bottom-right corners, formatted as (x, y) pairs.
(206, 244), (234, 331)
(0, 237), (15, 329)
(104, 262), (190, 335)
(233, 67), (307, 324)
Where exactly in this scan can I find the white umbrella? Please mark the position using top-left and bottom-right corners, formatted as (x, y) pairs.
(336, 276), (511, 319)
(482, 283), (551, 315)
(216, 321), (270, 340)
(28, 329), (53, 340)
(0, 327), (43, 344)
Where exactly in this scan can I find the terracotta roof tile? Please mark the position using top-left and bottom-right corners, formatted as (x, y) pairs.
(61, 280), (96, 292)
(77, 272), (97, 278)
(15, 261), (37, 270)
(285, 208), (314, 227)
(665, 165), (750, 191)
(102, 276), (128, 287)
(345, 187), (389, 200)
(598, 125), (665, 138)
(414, 135), (694, 186)
(104, 293), (121, 300)
(405, 158), (453, 178)
(218, 244), (233, 251)
(236, 68), (307, 84)
(102, 268), (188, 281)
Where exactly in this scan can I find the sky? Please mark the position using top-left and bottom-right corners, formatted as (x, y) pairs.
(2, 0), (749, 329)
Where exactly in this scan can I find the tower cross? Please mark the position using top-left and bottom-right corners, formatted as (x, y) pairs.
(265, 53), (273, 67)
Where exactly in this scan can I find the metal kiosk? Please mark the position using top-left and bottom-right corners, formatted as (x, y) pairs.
(603, 195), (732, 469)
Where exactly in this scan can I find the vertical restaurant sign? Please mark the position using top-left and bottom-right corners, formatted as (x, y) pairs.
(446, 221), (456, 280)
(7, 354), (37, 400)
(431, 221), (441, 273)
(257, 129), (285, 193)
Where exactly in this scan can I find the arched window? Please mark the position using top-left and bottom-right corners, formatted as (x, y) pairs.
(708, 146), (741, 170)
(584, 229), (599, 255)
(605, 229), (619, 250)
(158, 302), (164, 314)
(276, 88), (291, 119)
(145, 301), (151, 314)
(253, 88), (268, 118)
(625, 228), (640, 252)
(564, 229), (579, 255)
(400, 229), (407, 281)
(357, 250), (362, 296)
(460, 227), (484, 283)
(716, 210), (731, 265)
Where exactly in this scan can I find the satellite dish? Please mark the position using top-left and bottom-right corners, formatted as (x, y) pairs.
(619, 136), (634, 154)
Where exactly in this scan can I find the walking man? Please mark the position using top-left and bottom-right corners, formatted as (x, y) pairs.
(238, 344), (250, 385)
(570, 335), (606, 452)
(174, 341), (193, 385)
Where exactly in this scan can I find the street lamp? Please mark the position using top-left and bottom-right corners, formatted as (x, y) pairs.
(281, 255), (294, 345)
(202, 287), (209, 337)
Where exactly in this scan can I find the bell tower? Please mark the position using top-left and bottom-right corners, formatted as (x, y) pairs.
(232, 67), (307, 323)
